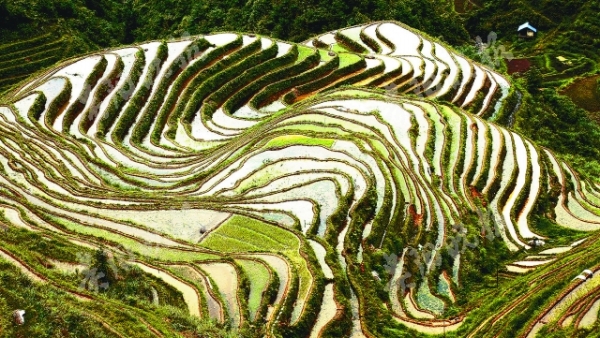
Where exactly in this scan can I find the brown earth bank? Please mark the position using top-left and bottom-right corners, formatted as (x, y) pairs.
(561, 75), (600, 113)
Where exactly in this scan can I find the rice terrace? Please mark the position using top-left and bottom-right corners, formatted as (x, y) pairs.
(1, 1), (600, 337)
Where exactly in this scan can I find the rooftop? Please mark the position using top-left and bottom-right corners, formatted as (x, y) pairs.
(518, 22), (538, 33)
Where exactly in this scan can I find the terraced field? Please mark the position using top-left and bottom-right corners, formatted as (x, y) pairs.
(1, 21), (600, 337)
(0, 32), (70, 96)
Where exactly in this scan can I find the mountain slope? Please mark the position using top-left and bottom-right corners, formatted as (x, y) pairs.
(1, 22), (600, 337)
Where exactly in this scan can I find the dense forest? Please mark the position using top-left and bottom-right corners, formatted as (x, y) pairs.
(0, 0), (468, 47)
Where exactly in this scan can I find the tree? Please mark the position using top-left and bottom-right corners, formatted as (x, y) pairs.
(525, 67), (543, 93)
(91, 248), (118, 286)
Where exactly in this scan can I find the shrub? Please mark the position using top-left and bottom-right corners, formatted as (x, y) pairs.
(222, 45), (300, 114)
(360, 29), (381, 53)
(43, 77), (72, 125)
(249, 50), (321, 108)
(81, 57), (125, 132)
(180, 38), (269, 124)
(334, 32), (368, 53)
(61, 56), (108, 131)
(27, 92), (47, 121)
(113, 43), (168, 142)
(283, 56), (367, 104)
(154, 37), (242, 141)
(97, 49), (145, 136)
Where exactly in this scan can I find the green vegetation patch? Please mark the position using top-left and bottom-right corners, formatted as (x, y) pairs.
(338, 53), (362, 68)
(49, 215), (218, 262)
(237, 259), (271, 320)
(202, 215), (298, 253)
(264, 134), (334, 148)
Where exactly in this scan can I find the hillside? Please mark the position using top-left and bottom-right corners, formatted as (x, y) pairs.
(0, 0), (467, 94)
(1, 20), (600, 337)
(2, 0), (600, 184)
(460, 0), (600, 180)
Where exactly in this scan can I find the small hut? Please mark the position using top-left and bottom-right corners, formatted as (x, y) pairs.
(518, 22), (537, 38)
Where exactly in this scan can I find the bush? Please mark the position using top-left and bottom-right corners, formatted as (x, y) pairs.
(43, 77), (72, 125)
(165, 35), (257, 136)
(137, 38), (210, 144)
(61, 56), (108, 131)
(133, 39), (211, 144)
(27, 92), (47, 121)
(332, 60), (385, 88)
(249, 50), (321, 108)
(222, 45), (300, 114)
(525, 67), (543, 93)
(113, 43), (168, 142)
(360, 29), (381, 53)
(97, 49), (145, 136)
(180, 38), (269, 124)
(202, 39), (283, 117)
(283, 56), (367, 104)
(81, 57), (125, 132)
(334, 31), (367, 53)
(155, 36), (242, 141)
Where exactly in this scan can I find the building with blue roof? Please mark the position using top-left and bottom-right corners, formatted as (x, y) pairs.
(518, 22), (537, 38)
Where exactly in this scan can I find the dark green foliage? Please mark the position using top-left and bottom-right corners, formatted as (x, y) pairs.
(222, 45), (301, 114)
(516, 88), (600, 180)
(113, 42), (168, 142)
(283, 57), (366, 104)
(274, 266), (300, 330)
(0, 34), (56, 55)
(334, 32), (368, 53)
(277, 243), (326, 338)
(312, 38), (329, 50)
(0, 0), (131, 47)
(97, 48), (145, 137)
(249, 50), (321, 108)
(0, 0), (470, 95)
(41, 78), (72, 127)
(0, 267), (118, 338)
(156, 36), (242, 141)
(493, 85), (519, 125)
(0, 228), (234, 337)
(525, 67), (543, 93)
(27, 92), (47, 120)
(199, 39), (283, 120)
(254, 261), (280, 322)
(130, 0), (468, 45)
(331, 60), (384, 89)
(0, 51), (60, 78)
(0, 38), (64, 64)
(61, 56), (108, 131)
(367, 63), (405, 87)
(453, 69), (476, 107)
(180, 38), (267, 125)
(82, 57), (125, 132)
(135, 38), (210, 144)
(164, 36), (258, 134)
(438, 65), (463, 103)
(466, 76), (491, 115)
(467, 0), (600, 59)
(360, 30), (381, 53)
